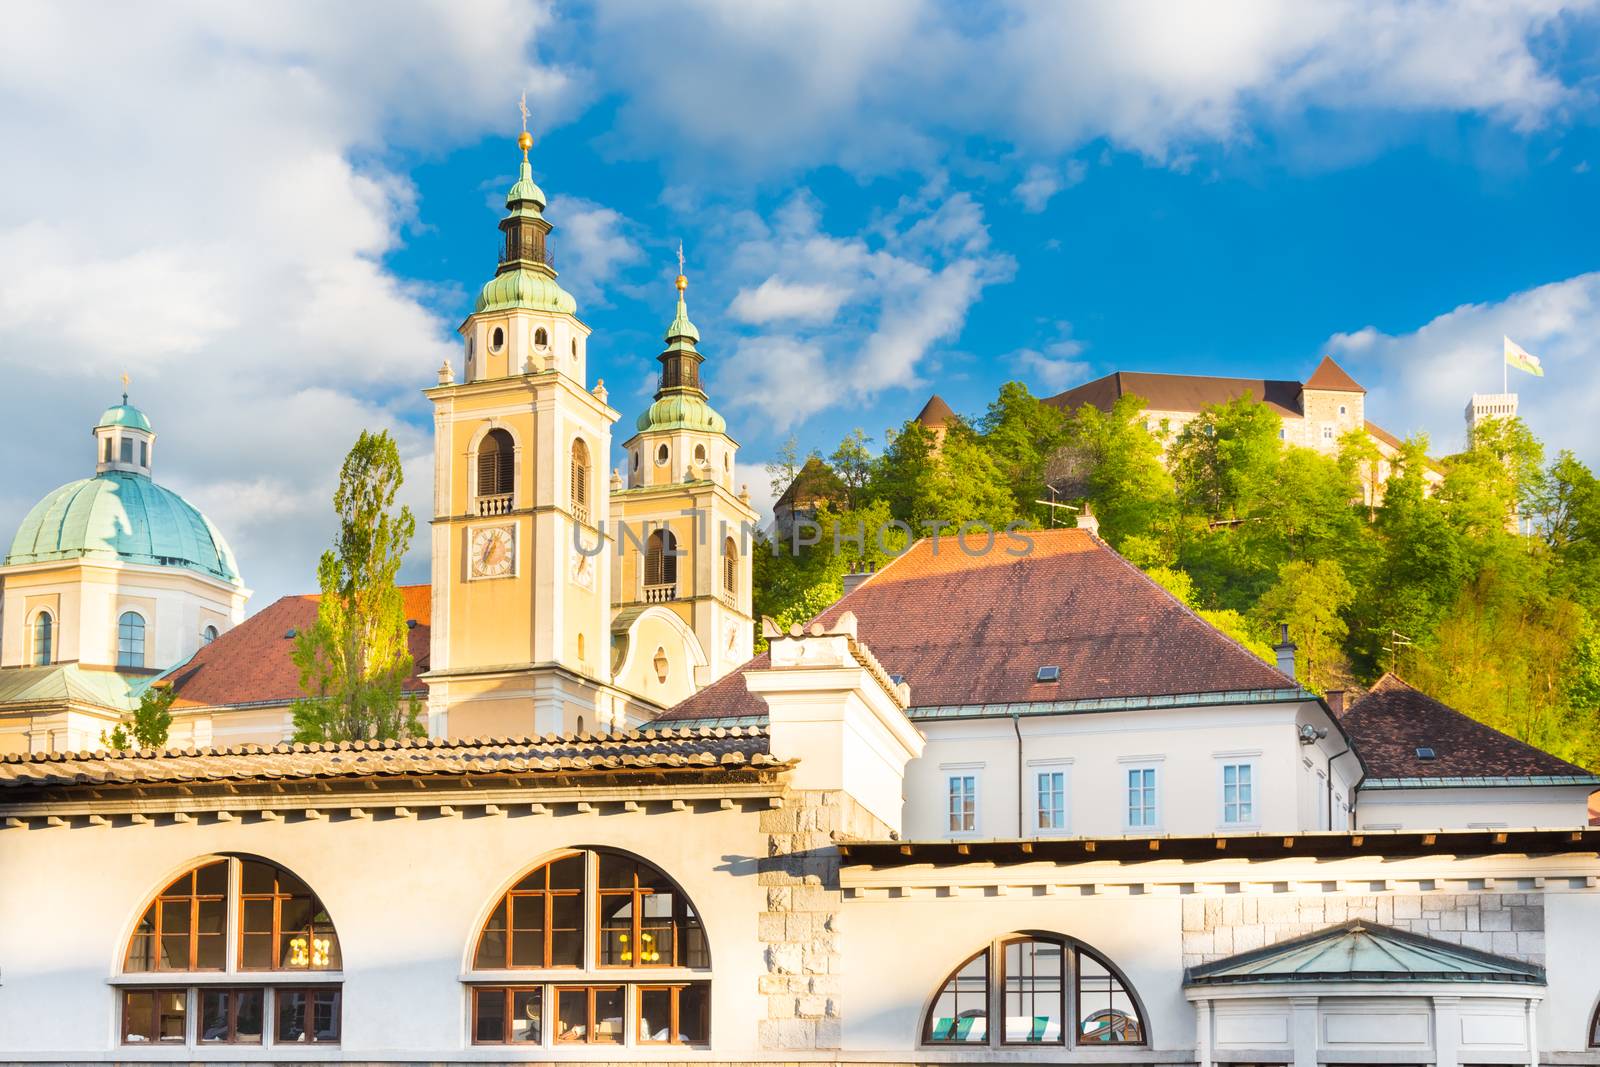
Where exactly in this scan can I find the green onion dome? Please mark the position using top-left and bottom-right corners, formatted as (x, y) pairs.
(476, 267), (577, 316)
(96, 402), (153, 432)
(6, 471), (242, 585)
(636, 393), (727, 435)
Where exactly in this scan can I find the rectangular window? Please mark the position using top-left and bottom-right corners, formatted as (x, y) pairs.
(122, 988), (187, 1044)
(275, 987), (341, 1044)
(1036, 771), (1066, 831)
(1125, 767), (1158, 828)
(638, 983), (710, 1045)
(1002, 939), (1064, 1044)
(555, 985), (624, 1044)
(472, 986), (543, 1044)
(1221, 763), (1254, 826)
(1322, 425), (1334, 441)
(120, 436), (134, 463)
(947, 774), (977, 833)
(104, 437), (112, 462)
(198, 988), (264, 1044)
(139, 440), (148, 466)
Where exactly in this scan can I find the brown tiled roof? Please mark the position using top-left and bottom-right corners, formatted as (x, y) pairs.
(1047, 371), (1306, 420)
(1342, 674), (1595, 781)
(914, 393), (957, 428)
(659, 528), (1294, 721)
(0, 727), (778, 790)
(167, 585), (431, 709)
(1303, 355), (1365, 393)
(774, 456), (847, 512)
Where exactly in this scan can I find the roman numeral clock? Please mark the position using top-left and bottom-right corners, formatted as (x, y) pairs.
(469, 524), (516, 579)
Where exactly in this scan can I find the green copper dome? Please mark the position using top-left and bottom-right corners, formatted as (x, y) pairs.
(6, 471), (242, 585)
(476, 267), (577, 316)
(666, 292), (699, 344)
(636, 393), (727, 434)
(97, 403), (152, 432)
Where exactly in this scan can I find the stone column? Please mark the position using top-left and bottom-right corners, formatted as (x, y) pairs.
(1290, 996), (1319, 1067)
(1434, 996), (1460, 1067)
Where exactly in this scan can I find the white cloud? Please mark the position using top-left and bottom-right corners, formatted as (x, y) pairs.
(588, 1), (1591, 179)
(547, 195), (644, 305)
(0, 1), (573, 610)
(709, 188), (1013, 430)
(1014, 160), (1087, 213)
(1326, 272), (1600, 460)
(1014, 339), (1090, 393)
(728, 278), (850, 325)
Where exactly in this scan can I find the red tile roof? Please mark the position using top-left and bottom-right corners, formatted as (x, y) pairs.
(167, 585), (431, 710)
(1342, 674), (1594, 780)
(1303, 355), (1365, 393)
(659, 528), (1295, 721)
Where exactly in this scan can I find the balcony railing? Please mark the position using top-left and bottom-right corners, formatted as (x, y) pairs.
(572, 501), (590, 527)
(477, 493), (513, 516)
(644, 583), (678, 604)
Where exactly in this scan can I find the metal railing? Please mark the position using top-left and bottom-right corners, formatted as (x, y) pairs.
(477, 493), (513, 516)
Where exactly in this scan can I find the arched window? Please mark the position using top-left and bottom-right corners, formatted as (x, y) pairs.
(722, 537), (737, 594)
(1591, 999), (1600, 1047)
(32, 610), (53, 666)
(491, 325), (505, 352)
(477, 428), (515, 500)
(470, 849), (710, 1047)
(120, 856), (342, 1047)
(922, 934), (1145, 1047)
(534, 327), (549, 348)
(694, 443), (707, 465)
(570, 439), (590, 521)
(202, 624), (219, 645)
(655, 443), (669, 466)
(117, 611), (145, 668)
(645, 529), (677, 590)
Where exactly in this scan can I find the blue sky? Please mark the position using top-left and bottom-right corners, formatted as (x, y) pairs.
(2, 2), (1599, 609)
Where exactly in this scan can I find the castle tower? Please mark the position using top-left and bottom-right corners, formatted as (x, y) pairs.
(611, 265), (757, 700)
(421, 126), (622, 739)
(1466, 392), (1519, 439)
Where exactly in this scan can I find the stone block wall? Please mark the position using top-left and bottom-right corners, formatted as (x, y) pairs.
(757, 789), (892, 1052)
(1181, 890), (1545, 970)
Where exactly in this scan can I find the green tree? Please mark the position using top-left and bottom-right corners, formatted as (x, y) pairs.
(1062, 394), (1177, 552)
(292, 430), (423, 742)
(828, 430), (874, 511)
(1252, 559), (1355, 692)
(1170, 395), (1282, 520)
(102, 684), (176, 750)
(981, 382), (1070, 520)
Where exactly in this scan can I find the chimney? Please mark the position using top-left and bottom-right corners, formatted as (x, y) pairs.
(1273, 623), (1297, 680)
(745, 612), (924, 834)
(1074, 502), (1100, 537)
(1325, 689), (1346, 717)
(841, 561), (876, 598)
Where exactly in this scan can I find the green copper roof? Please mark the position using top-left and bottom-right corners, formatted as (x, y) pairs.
(666, 292), (700, 343)
(506, 158), (546, 211)
(636, 393), (727, 434)
(96, 403), (152, 432)
(6, 471), (242, 585)
(476, 266), (577, 316)
(1185, 920), (1545, 986)
(0, 662), (145, 714)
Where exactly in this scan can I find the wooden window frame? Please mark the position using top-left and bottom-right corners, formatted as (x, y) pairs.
(474, 852), (585, 970)
(570, 440), (590, 512)
(476, 428), (515, 499)
(121, 987), (189, 1045)
(274, 986), (342, 1045)
(636, 983), (710, 1046)
(197, 986), (265, 1045)
(722, 537), (738, 594)
(1075, 945), (1146, 1045)
(595, 858), (703, 970)
(237, 862), (340, 972)
(553, 984), (624, 1045)
(470, 985), (544, 1045)
(125, 860), (227, 972)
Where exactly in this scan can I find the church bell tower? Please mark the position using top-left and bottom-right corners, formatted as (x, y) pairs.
(421, 120), (622, 739)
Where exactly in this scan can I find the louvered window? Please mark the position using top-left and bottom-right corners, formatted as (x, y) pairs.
(477, 429), (515, 497)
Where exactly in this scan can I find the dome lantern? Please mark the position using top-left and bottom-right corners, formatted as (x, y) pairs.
(94, 375), (155, 477)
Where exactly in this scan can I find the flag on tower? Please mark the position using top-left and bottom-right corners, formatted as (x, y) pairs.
(1504, 336), (1544, 377)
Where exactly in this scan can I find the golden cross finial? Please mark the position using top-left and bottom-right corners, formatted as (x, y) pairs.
(516, 94), (533, 156)
(675, 242), (687, 291)
(120, 372), (129, 403)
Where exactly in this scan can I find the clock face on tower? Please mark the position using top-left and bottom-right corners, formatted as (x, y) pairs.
(469, 524), (516, 579)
